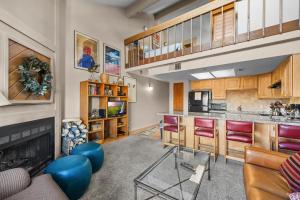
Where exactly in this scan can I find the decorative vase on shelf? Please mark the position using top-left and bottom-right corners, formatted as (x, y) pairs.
(100, 73), (109, 84)
(117, 76), (123, 86)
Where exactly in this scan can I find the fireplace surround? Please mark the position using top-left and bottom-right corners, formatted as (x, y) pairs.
(0, 117), (54, 176)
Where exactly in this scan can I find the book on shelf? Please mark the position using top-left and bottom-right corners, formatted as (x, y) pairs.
(89, 84), (99, 95)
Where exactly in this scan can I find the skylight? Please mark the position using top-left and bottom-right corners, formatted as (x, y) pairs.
(211, 69), (236, 78)
(191, 72), (214, 80)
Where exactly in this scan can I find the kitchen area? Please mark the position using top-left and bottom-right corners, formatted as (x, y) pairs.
(159, 54), (300, 160)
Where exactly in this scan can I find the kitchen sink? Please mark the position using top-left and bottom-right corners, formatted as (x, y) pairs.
(259, 113), (271, 116)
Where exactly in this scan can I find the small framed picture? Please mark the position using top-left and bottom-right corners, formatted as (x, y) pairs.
(104, 44), (121, 76)
(152, 32), (160, 49)
(123, 76), (137, 103)
(74, 31), (99, 71)
(108, 74), (119, 84)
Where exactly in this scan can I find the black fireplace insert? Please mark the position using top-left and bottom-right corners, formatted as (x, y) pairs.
(0, 117), (54, 176)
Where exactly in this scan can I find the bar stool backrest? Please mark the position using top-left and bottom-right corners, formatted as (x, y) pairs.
(278, 124), (300, 140)
(164, 115), (178, 126)
(195, 118), (214, 129)
(226, 120), (253, 134)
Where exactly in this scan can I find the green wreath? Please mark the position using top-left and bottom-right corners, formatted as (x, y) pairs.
(18, 56), (53, 96)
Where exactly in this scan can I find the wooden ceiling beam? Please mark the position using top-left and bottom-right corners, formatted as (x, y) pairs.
(154, 0), (197, 20)
(125, 0), (160, 18)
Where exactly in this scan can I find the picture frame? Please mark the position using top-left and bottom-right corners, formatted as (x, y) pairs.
(74, 31), (99, 71)
(4, 36), (54, 104)
(123, 76), (137, 103)
(104, 43), (121, 76)
(108, 74), (119, 84)
(152, 32), (160, 49)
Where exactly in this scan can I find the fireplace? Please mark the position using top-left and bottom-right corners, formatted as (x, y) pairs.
(0, 117), (54, 176)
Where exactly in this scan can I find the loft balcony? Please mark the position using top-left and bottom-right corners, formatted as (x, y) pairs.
(124, 0), (300, 71)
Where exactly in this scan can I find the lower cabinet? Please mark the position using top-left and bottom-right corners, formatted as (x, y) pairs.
(180, 117), (273, 155)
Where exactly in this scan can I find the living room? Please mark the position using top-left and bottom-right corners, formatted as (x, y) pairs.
(0, 0), (300, 200)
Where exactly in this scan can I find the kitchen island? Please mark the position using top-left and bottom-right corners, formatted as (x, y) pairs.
(158, 111), (300, 159)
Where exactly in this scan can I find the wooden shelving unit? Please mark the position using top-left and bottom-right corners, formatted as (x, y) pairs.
(80, 81), (129, 144)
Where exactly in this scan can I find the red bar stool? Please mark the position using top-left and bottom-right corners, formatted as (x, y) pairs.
(225, 120), (254, 162)
(275, 124), (300, 154)
(194, 118), (218, 162)
(163, 115), (186, 148)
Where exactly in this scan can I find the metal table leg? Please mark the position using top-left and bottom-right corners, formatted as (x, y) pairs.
(208, 154), (211, 181)
(134, 182), (138, 200)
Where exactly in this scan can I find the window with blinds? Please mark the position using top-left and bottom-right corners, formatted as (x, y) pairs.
(212, 3), (234, 47)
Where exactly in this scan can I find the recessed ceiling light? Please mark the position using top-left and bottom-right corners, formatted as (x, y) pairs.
(191, 72), (214, 80)
(210, 69), (235, 78)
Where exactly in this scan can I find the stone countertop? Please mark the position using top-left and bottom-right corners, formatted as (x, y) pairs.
(157, 112), (300, 126)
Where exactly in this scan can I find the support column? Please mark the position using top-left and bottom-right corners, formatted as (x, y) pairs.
(183, 80), (190, 115)
(169, 81), (174, 113)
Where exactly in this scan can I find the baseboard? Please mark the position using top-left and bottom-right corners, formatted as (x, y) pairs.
(129, 124), (159, 135)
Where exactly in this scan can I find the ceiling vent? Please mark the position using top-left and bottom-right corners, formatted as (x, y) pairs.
(169, 63), (181, 71)
(174, 63), (181, 70)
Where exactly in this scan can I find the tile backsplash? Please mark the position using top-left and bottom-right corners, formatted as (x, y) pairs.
(213, 89), (289, 113)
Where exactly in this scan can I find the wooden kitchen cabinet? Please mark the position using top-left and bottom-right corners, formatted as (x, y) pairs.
(190, 80), (212, 90)
(254, 123), (273, 150)
(292, 54), (300, 97)
(241, 76), (258, 89)
(225, 78), (240, 90)
(212, 79), (226, 99)
(271, 65), (282, 84)
(280, 57), (292, 98)
(258, 73), (273, 98)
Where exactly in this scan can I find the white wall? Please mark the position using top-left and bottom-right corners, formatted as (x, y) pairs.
(0, 0), (56, 49)
(129, 75), (169, 130)
(0, 0), (63, 157)
(64, 0), (169, 131)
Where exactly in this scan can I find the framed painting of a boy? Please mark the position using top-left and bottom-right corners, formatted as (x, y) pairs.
(74, 31), (99, 71)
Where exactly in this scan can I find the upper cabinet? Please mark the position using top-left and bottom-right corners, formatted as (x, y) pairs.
(190, 55), (299, 100)
(271, 65), (282, 84)
(293, 54), (300, 97)
(258, 73), (273, 98)
(212, 79), (226, 99)
(241, 76), (258, 89)
(258, 56), (294, 99)
(190, 80), (212, 90)
(280, 57), (293, 98)
(225, 78), (241, 90)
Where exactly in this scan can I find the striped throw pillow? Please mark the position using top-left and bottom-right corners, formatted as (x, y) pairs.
(280, 152), (300, 192)
(289, 192), (300, 200)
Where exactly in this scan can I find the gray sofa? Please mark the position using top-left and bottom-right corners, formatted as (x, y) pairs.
(0, 168), (68, 200)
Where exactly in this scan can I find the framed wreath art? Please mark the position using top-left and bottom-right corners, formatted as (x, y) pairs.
(7, 39), (54, 103)
(19, 56), (53, 96)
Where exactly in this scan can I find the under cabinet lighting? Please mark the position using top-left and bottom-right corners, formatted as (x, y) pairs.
(191, 72), (214, 80)
(210, 69), (235, 78)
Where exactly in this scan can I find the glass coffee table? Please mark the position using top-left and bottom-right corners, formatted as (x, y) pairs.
(134, 146), (210, 200)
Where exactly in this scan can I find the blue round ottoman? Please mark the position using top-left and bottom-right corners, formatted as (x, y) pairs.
(44, 155), (92, 200)
(71, 142), (104, 173)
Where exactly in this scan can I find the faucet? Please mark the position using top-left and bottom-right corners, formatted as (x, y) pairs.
(238, 105), (242, 112)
